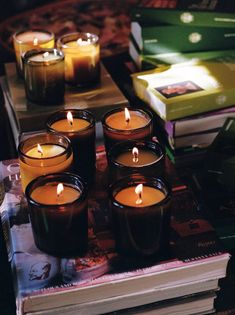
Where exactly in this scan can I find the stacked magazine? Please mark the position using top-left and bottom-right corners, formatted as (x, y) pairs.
(129, 4), (235, 166)
(0, 147), (230, 315)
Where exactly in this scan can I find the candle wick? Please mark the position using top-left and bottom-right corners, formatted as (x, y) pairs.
(133, 153), (138, 163)
(125, 118), (130, 125)
(136, 192), (143, 205)
(69, 121), (73, 126)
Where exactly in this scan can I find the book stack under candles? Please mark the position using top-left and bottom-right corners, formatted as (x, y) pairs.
(129, 4), (235, 166)
(0, 148), (231, 315)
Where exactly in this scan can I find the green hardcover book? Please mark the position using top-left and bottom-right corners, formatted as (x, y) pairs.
(129, 36), (235, 70)
(131, 22), (235, 55)
(132, 56), (235, 121)
(131, 7), (235, 28)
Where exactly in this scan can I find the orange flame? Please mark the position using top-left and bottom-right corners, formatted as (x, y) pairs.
(67, 111), (73, 126)
(124, 108), (130, 124)
(135, 184), (143, 205)
(132, 147), (139, 163)
(33, 38), (38, 45)
(57, 183), (64, 197)
(37, 144), (43, 156)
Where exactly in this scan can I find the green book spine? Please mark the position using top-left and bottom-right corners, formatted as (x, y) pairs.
(131, 22), (235, 55)
(131, 7), (235, 28)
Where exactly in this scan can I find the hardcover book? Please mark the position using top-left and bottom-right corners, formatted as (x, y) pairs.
(131, 55), (235, 121)
(0, 147), (230, 315)
(129, 36), (235, 70)
(2, 62), (128, 135)
(131, 7), (235, 28)
(131, 22), (235, 55)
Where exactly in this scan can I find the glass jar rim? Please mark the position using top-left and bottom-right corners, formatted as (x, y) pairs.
(23, 48), (64, 66)
(57, 32), (99, 48)
(13, 29), (54, 44)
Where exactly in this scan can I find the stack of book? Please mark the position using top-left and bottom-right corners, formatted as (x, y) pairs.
(0, 148), (231, 315)
(129, 5), (235, 165)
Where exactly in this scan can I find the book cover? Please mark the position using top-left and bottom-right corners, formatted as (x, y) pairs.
(131, 7), (235, 28)
(0, 146), (230, 315)
(3, 62), (128, 133)
(137, 0), (235, 12)
(129, 36), (235, 70)
(132, 56), (235, 121)
(131, 22), (235, 55)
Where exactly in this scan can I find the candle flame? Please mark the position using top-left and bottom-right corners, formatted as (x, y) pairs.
(43, 52), (50, 58)
(37, 144), (43, 156)
(135, 184), (143, 205)
(67, 111), (73, 126)
(77, 38), (90, 46)
(57, 183), (64, 197)
(125, 108), (130, 125)
(33, 38), (38, 45)
(132, 147), (139, 163)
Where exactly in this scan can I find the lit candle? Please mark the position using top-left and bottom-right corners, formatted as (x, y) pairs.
(109, 175), (171, 258)
(57, 32), (100, 87)
(102, 107), (153, 153)
(23, 49), (65, 105)
(13, 29), (54, 76)
(46, 109), (96, 185)
(108, 140), (165, 182)
(25, 173), (88, 257)
(18, 133), (73, 192)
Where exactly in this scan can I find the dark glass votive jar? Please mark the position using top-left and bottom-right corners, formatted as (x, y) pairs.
(25, 172), (88, 257)
(23, 48), (65, 105)
(109, 174), (171, 259)
(46, 109), (96, 185)
(102, 107), (153, 154)
(108, 140), (165, 182)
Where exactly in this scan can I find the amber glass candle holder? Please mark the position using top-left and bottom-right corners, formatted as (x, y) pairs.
(23, 48), (65, 105)
(25, 172), (88, 257)
(46, 109), (96, 185)
(18, 132), (73, 192)
(109, 174), (171, 259)
(13, 29), (55, 77)
(102, 107), (153, 154)
(57, 32), (100, 87)
(108, 140), (165, 182)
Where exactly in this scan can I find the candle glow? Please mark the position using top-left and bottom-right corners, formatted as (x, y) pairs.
(135, 184), (143, 205)
(33, 38), (38, 45)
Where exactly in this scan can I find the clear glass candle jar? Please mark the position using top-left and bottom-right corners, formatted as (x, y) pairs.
(57, 32), (100, 87)
(13, 29), (55, 77)
(18, 132), (73, 192)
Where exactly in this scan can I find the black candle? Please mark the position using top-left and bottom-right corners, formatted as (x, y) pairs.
(109, 174), (171, 259)
(23, 48), (65, 105)
(46, 109), (96, 185)
(25, 173), (88, 257)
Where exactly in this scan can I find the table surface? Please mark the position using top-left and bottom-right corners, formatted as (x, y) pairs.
(1, 52), (235, 315)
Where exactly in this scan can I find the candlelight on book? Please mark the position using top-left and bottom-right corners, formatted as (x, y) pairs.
(46, 109), (96, 185)
(57, 32), (100, 87)
(108, 140), (165, 181)
(23, 49), (65, 105)
(109, 175), (171, 258)
(18, 133), (73, 192)
(13, 29), (55, 76)
(26, 173), (88, 257)
(102, 107), (153, 153)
